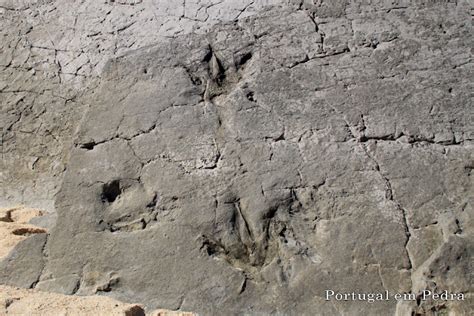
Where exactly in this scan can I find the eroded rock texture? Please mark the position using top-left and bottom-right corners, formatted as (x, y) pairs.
(1, 0), (473, 315)
(0, 0), (292, 210)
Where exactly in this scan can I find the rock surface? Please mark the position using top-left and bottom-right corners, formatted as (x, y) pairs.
(1, 1), (473, 315)
(0, 0), (292, 210)
(0, 207), (196, 315)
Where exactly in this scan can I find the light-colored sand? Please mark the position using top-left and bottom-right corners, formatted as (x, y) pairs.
(0, 207), (196, 316)
(0, 207), (47, 259)
(0, 285), (146, 316)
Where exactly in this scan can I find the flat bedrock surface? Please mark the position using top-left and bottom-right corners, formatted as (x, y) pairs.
(0, 1), (473, 315)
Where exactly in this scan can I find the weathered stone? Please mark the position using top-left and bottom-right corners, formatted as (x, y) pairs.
(0, 233), (47, 289)
(0, 1), (472, 315)
(0, 0), (295, 211)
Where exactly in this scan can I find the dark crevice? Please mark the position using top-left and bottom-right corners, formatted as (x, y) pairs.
(203, 45), (214, 63)
(236, 52), (253, 70)
(101, 180), (121, 203)
(71, 278), (81, 295)
(274, 133), (285, 142)
(80, 142), (96, 150)
(246, 91), (256, 102)
(238, 277), (247, 294)
(146, 193), (158, 208)
(360, 133), (464, 147)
